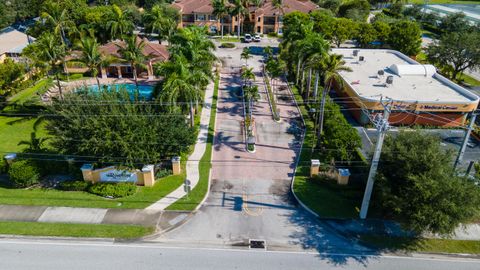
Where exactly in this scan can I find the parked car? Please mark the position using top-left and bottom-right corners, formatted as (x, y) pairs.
(253, 34), (261, 42)
(244, 34), (252, 43)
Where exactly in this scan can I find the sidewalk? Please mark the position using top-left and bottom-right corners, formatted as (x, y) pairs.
(146, 80), (214, 210)
(0, 204), (190, 230)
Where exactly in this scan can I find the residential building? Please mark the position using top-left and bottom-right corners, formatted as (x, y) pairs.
(172, 0), (318, 34)
(331, 48), (479, 127)
(0, 27), (35, 63)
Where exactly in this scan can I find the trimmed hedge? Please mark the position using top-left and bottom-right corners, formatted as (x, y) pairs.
(88, 182), (137, 198)
(8, 160), (40, 188)
(220, 42), (235, 48)
(58, 180), (90, 191)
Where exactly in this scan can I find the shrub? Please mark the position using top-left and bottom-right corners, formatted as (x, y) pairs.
(8, 160), (40, 187)
(59, 180), (90, 191)
(0, 160), (7, 174)
(267, 32), (278, 38)
(220, 42), (235, 48)
(88, 182), (137, 198)
(155, 169), (172, 179)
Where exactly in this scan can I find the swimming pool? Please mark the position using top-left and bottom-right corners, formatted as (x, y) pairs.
(87, 84), (154, 100)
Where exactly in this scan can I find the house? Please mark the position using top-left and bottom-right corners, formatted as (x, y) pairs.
(67, 38), (169, 80)
(331, 48), (479, 127)
(172, 0), (318, 34)
(0, 27), (35, 63)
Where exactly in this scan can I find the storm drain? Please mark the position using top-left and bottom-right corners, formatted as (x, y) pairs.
(249, 239), (266, 250)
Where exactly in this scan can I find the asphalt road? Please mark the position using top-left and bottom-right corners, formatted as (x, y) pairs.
(1, 238), (480, 270)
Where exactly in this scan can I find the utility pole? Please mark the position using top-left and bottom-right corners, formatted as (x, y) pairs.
(359, 98), (392, 219)
(453, 113), (477, 171)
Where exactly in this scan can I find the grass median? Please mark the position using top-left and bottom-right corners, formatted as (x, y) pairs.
(0, 221), (154, 239)
(166, 74), (219, 211)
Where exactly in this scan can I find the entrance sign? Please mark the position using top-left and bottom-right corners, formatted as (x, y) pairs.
(100, 169), (138, 183)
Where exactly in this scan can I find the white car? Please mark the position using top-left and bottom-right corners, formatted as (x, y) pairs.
(244, 34), (252, 43)
(253, 34), (261, 42)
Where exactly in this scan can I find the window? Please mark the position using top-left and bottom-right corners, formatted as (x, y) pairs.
(196, 14), (206, 21)
(257, 16), (261, 22)
(210, 15), (217, 21)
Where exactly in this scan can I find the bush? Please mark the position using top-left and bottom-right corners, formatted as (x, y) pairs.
(267, 32), (278, 38)
(88, 182), (137, 198)
(220, 42), (235, 48)
(155, 169), (172, 179)
(58, 180), (90, 191)
(8, 160), (40, 188)
(0, 160), (7, 174)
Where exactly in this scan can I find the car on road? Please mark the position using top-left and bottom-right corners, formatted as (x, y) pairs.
(244, 34), (252, 43)
(253, 34), (261, 42)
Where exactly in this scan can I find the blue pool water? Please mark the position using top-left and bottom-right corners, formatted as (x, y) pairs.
(87, 84), (154, 100)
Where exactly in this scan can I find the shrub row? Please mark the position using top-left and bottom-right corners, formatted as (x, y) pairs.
(87, 182), (137, 198)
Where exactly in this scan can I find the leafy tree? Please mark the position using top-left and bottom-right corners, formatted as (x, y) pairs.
(338, 0), (370, 21)
(46, 88), (195, 167)
(106, 4), (134, 40)
(212, 0), (230, 38)
(388, 20), (421, 56)
(372, 20), (390, 45)
(355, 22), (377, 48)
(143, 4), (180, 42)
(426, 32), (480, 81)
(116, 35), (147, 89)
(374, 132), (480, 235)
(439, 12), (471, 34)
(311, 9), (335, 40)
(0, 59), (26, 96)
(331, 18), (357, 48)
(318, 0), (342, 15)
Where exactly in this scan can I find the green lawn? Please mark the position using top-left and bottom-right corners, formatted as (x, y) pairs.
(167, 74), (219, 211)
(457, 73), (480, 87)
(216, 36), (241, 42)
(291, 85), (363, 219)
(359, 235), (480, 254)
(0, 221), (154, 239)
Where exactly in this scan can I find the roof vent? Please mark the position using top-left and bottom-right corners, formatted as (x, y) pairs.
(359, 56), (365, 62)
(386, 76), (394, 85)
(353, 50), (359, 56)
(378, 70), (384, 76)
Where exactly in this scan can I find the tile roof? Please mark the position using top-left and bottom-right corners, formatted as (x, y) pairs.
(99, 38), (169, 63)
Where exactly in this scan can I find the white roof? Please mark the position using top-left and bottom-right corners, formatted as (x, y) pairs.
(331, 48), (479, 104)
(0, 27), (35, 55)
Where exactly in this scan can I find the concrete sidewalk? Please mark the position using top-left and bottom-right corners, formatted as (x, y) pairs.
(146, 80), (215, 211)
(0, 204), (189, 230)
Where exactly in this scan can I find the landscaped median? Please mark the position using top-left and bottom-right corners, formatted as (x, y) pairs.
(0, 221), (154, 239)
(165, 74), (219, 211)
(263, 69), (281, 122)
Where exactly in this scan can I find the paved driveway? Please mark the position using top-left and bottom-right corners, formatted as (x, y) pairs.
(157, 43), (368, 253)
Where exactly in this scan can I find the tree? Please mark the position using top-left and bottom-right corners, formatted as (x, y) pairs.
(355, 22), (377, 48)
(106, 4), (134, 40)
(317, 54), (351, 139)
(41, 1), (73, 47)
(374, 131), (480, 235)
(318, 0), (342, 15)
(46, 88), (196, 167)
(241, 66), (255, 86)
(372, 21), (390, 45)
(439, 12), (471, 34)
(231, 0), (250, 37)
(116, 35), (147, 90)
(77, 36), (108, 89)
(426, 32), (480, 81)
(388, 20), (421, 56)
(143, 4), (180, 42)
(338, 0), (370, 22)
(0, 59), (26, 96)
(241, 47), (251, 65)
(212, 0), (230, 39)
(34, 33), (66, 98)
(331, 18), (357, 48)
(243, 84), (259, 122)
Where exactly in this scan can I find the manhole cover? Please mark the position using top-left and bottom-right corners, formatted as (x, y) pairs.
(249, 239), (266, 250)
(234, 155), (241, 159)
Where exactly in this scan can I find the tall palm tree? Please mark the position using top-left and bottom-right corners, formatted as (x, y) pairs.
(212, 0), (229, 39)
(241, 47), (251, 66)
(77, 36), (107, 89)
(296, 32), (328, 98)
(35, 33), (66, 98)
(317, 54), (352, 138)
(241, 66), (255, 86)
(231, 0), (250, 37)
(106, 5), (134, 41)
(116, 36), (147, 90)
(41, 1), (72, 46)
(243, 84), (259, 120)
(143, 4), (179, 42)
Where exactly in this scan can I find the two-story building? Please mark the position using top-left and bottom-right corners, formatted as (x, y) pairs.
(0, 27), (35, 63)
(172, 0), (318, 35)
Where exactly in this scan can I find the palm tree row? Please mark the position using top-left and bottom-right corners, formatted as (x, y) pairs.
(280, 22), (352, 140)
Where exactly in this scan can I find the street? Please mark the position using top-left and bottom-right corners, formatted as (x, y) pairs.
(1, 238), (479, 270)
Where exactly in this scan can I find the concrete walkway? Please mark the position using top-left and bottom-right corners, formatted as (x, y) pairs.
(146, 80), (215, 210)
(0, 204), (190, 230)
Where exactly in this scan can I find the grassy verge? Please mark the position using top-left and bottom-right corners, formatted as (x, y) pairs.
(0, 221), (154, 239)
(359, 235), (480, 254)
(166, 74), (219, 211)
(457, 73), (480, 87)
(291, 85), (362, 219)
(216, 36), (241, 42)
(263, 72), (280, 121)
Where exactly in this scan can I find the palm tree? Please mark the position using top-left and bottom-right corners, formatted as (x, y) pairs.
(241, 66), (255, 86)
(317, 54), (352, 138)
(35, 33), (66, 98)
(212, 0), (229, 39)
(143, 4), (179, 42)
(41, 1), (72, 46)
(116, 36), (147, 90)
(77, 36), (108, 89)
(106, 5), (134, 41)
(18, 131), (49, 153)
(241, 47), (251, 65)
(231, 0), (250, 37)
(264, 46), (273, 60)
(243, 84), (259, 117)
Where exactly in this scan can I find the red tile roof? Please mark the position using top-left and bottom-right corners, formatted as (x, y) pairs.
(99, 38), (169, 63)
